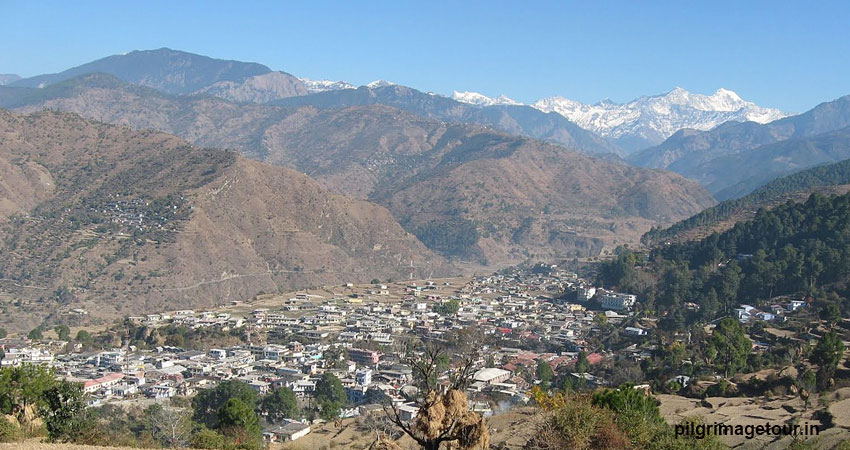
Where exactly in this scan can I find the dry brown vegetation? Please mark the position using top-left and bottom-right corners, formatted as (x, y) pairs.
(0, 109), (446, 332)
(3, 75), (715, 265)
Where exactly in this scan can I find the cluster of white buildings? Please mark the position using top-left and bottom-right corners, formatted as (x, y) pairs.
(1, 265), (653, 441)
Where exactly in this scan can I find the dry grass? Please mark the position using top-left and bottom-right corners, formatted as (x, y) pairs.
(0, 443), (145, 450)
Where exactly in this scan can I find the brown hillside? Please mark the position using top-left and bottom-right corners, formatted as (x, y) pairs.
(3, 75), (716, 264)
(0, 110), (446, 332)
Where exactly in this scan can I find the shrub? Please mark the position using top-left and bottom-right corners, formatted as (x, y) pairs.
(0, 417), (23, 443)
(191, 427), (226, 449)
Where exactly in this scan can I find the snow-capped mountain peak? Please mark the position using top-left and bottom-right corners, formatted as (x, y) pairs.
(533, 87), (787, 151)
(451, 91), (523, 107)
(366, 79), (397, 88)
(299, 78), (356, 94)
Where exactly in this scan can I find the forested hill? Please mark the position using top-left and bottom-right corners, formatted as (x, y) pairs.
(601, 191), (850, 329)
(641, 158), (850, 245)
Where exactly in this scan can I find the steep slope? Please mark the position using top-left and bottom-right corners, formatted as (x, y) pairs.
(0, 74), (716, 265)
(629, 95), (850, 194)
(532, 87), (786, 152)
(0, 109), (445, 332)
(642, 157), (850, 245)
(10, 48), (273, 94)
(273, 84), (623, 156)
(195, 71), (309, 103)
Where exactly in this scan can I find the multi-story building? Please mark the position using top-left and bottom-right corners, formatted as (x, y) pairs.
(348, 348), (382, 366)
(598, 291), (636, 311)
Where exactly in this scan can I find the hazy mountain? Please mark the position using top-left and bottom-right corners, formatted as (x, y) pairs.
(629, 95), (850, 197)
(643, 157), (850, 245)
(193, 71), (309, 103)
(0, 74), (715, 265)
(273, 84), (624, 156)
(0, 109), (445, 330)
(10, 48), (272, 94)
(708, 126), (850, 199)
(0, 74), (20, 85)
(530, 88), (787, 152)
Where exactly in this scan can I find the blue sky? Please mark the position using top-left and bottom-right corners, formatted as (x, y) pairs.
(1, 0), (847, 112)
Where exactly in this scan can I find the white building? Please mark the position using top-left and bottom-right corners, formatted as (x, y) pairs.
(598, 291), (636, 311)
(624, 327), (647, 336)
(576, 286), (597, 301)
(355, 368), (373, 386)
(473, 368), (512, 385)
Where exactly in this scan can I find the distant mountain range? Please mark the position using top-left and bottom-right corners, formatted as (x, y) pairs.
(0, 73), (715, 266)
(10, 48), (791, 158)
(533, 88), (787, 151)
(451, 87), (787, 152)
(629, 95), (850, 199)
(272, 83), (623, 156)
(452, 91), (522, 107)
(299, 78), (356, 93)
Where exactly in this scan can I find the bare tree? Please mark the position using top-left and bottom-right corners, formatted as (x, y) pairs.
(148, 404), (192, 448)
(381, 342), (488, 450)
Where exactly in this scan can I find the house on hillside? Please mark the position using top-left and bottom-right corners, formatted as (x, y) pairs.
(263, 420), (311, 442)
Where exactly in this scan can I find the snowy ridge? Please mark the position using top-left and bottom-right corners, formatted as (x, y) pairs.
(451, 91), (523, 107)
(366, 79), (397, 88)
(299, 77), (356, 94)
(532, 87), (787, 147)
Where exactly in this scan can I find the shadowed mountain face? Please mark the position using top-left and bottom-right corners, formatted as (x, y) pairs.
(0, 109), (446, 331)
(0, 74), (716, 266)
(272, 84), (625, 156)
(9, 48), (306, 97)
(629, 95), (850, 197)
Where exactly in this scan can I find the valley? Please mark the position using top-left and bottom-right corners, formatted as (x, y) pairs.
(2, 20), (850, 449)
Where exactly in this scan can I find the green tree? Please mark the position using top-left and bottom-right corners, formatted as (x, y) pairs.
(798, 369), (817, 409)
(592, 385), (664, 447)
(707, 318), (751, 378)
(316, 372), (346, 405)
(218, 397), (263, 450)
(819, 303), (841, 329)
(0, 328), (7, 339)
(811, 331), (845, 390)
(315, 372), (346, 420)
(54, 325), (71, 341)
(190, 427), (225, 449)
(41, 380), (91, 442)
(0, 365), (57, 417)
(28, 327), (43, 341)
(575, 351), (590, 374)
(218, 398), (260, 435)
(74, 330), (95, 351)
(536, 360), (554, 390)
(191, 380), (258, 429)
(433, 300), (460, 315)
(260, 387), (299, 423)
(664, 342), (686, 368)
